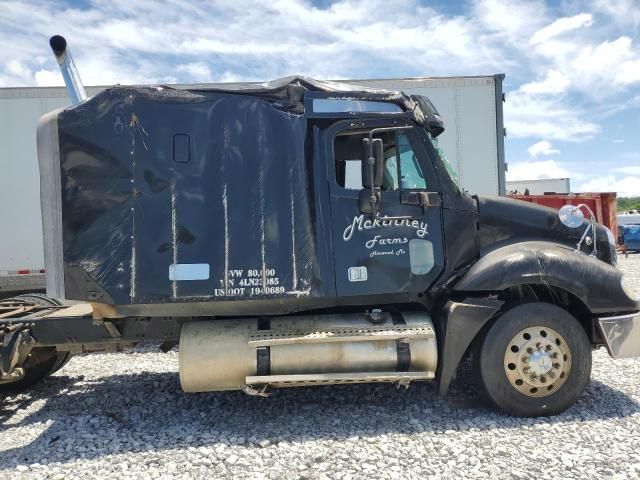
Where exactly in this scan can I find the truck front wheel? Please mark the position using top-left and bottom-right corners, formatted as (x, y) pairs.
(479, 302), (591, 417)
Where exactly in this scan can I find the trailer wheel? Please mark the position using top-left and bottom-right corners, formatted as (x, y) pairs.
(6, 293), (63, 307)
(479, 302), (591, 417)
(4, 294), (71, 371)
(0, 294), (72, 392)
(0, 351), (66, 393)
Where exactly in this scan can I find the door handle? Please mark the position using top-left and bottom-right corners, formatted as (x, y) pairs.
(400, 191), (442, 208)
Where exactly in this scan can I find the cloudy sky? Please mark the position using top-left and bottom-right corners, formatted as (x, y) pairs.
(1, 0), (639, 196)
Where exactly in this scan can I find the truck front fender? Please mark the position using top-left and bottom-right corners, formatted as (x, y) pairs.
(452, 241), (639, 315)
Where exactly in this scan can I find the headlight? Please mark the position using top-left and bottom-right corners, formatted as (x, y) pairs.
(603, 226), (617, 266)
(621, 275), (640, 301)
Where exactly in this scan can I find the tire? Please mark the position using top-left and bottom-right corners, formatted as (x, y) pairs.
(0, 353), (62, 393)
(479, 302), (591, 417)
(5, 293), (63, 307)
(0, 294), (71, 392)
(49, 351), (72, 373)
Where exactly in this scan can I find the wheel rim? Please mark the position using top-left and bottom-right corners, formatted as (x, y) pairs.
(503, 326), (571, 398)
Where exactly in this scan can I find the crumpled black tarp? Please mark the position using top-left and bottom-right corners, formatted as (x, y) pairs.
(165, 76), (444, 136)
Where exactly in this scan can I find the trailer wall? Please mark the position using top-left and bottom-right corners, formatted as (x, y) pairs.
(506, 178), (571, 195)
(0, 87), (103, 294)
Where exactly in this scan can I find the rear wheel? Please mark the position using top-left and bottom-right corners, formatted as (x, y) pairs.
(0, 352), (65, 392)
(6, 293), (63, 307)
(479, 302), (591, 417)
(0, 294), (71, 392)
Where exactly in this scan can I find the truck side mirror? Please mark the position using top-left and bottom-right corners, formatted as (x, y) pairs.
(361, 138), (384, 188)
(359, 137), (384, 214)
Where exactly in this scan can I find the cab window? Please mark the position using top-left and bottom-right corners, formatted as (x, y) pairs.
(383, 145), (399, 191)
(334, 129), (427, 191)
(397, 132), (426, 189)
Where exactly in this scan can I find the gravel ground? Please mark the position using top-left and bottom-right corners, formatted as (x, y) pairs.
(1, 254), (640, 479)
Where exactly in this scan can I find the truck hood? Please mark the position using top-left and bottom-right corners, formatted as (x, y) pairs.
(476, 195), (614, 264)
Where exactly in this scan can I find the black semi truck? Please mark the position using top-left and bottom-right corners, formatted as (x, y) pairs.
(1, 37), (639, 417)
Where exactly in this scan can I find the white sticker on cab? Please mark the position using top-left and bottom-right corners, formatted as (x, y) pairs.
(348, 266), (368, 282)
(169, 263), (210, 281)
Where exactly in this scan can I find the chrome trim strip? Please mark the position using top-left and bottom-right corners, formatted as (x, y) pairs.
(37, 110), (65, 299)
(599, 313), (639, 321)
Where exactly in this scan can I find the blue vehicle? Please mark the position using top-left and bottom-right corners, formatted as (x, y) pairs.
(621, 224), (640, 252)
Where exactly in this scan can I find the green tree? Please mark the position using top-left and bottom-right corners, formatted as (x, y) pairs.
(618, 197), (640, 212)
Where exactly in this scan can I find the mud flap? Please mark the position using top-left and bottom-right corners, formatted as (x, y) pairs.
(436, 297), (503, 394)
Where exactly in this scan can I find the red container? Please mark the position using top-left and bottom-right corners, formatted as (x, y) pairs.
(509, 192), (618, 241)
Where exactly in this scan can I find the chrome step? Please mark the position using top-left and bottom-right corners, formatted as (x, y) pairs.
(244, 371), (434, 388)
(247, 325), (434, 347)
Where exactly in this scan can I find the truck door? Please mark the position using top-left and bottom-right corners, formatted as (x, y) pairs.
(326, 120), (445, 296)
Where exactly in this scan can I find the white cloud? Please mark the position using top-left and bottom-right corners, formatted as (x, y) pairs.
(0, 0), (511, 86)
(530, 13), (593, 45)
(473, 0), (548, 41)
(615, 166), (640, 175)
(215, 70), (249, 83)
(176, 63), (213, 83)
(519, 69), (570, 95)
(525, 35), (640, 98)
(570, 37), (638, 89)
(0, 60), (34, 86)
(527, 19), (640, 97)
(616, 59), (640, 86)
(35, 69), (64, 87)
(591, 0), (640, 27)
(578, 175), (640, 197)
(527, 140), (560, 157)
(6, 60), (30, 79)
(507, 160), (571, 181)
(505, 90), (600, 141)
(613, 139), (625, 143)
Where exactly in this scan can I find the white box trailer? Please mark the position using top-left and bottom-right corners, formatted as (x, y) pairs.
(506, 178), (571, 195)
(0, 85), (105, 295)
(0, 75), (505, 295)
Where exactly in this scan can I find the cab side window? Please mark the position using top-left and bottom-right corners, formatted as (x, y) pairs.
(383, 147), (399, 191)
(334, 129), (427, 191)
(397, 133), (426, 189)
(334, 131), (364, 190)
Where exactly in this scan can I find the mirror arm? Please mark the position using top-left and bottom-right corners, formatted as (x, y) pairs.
(367, 125), (412, 144)
(573, 203), (598, 255)
(366, 143), (377, 209)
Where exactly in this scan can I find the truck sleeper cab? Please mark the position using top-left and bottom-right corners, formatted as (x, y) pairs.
(1, 74), (639, 418)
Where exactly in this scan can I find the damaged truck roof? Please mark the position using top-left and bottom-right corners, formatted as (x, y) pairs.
(162, 76), (445, 136)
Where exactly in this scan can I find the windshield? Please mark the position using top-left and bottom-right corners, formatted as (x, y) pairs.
(428, 132), (460, 191)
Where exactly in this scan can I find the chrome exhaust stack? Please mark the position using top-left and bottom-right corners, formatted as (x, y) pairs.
(49, 35), (87, 106)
